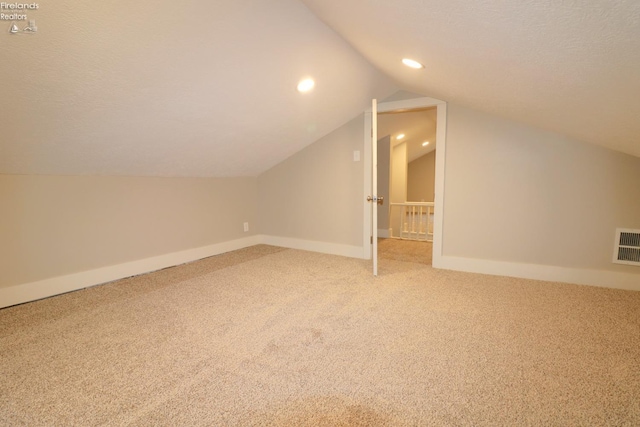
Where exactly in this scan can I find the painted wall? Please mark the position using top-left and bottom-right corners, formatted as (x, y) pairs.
(377, 135), (391, 234)
(443, 104), (640, 275)
(0, 175), (259, 289)
(407, 150), (436, 202)
(5, 96), (638, 304)
(389, 142), (408, 237)
(258, 114), (364, 249)
(253, 95), (639, 285)
(390, 142), (408, 204)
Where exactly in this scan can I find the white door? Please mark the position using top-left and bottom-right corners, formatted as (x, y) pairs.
(371, 99), (379, 275)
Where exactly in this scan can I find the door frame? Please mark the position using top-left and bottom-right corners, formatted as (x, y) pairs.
(363, 97), (447, 268)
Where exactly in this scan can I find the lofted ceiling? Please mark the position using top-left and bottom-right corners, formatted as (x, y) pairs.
(1, 1), (638, 178)
(302, 0), (640, 159)
(0, 0), (397, 177)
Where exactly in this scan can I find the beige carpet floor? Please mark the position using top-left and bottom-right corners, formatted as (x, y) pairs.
(378, 238), (432, 265)
(1, 245), (639, 426)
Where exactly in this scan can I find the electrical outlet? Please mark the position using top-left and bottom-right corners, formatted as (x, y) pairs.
(243, 222), (249, 232)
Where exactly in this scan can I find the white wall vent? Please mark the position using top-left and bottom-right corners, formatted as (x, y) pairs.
(613, 228), (640, 266)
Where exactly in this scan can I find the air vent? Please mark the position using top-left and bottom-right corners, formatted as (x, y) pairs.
(613, 228), (640, 266)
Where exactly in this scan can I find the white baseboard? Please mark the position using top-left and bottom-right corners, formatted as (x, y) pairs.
(0, 235), (263, 309)
(435, 255), (640, 291)
(8, 238), (633, 310)
(260, 235), (365, 259)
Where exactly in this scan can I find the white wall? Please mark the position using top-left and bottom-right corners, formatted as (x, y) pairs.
(443, 104), (640, 276)
(257, 114), (364, 253)
(0, 175), (259, 290)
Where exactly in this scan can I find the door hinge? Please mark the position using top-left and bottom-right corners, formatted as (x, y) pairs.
(370, 236), (373, 244)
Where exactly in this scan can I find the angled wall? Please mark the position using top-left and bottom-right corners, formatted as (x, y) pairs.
(441, 104), (640, 288)
(3, 100), (638, 309)
(255, 96), (640, 290)
(0, 175), (260, 307)
(257, 115), (365, 257)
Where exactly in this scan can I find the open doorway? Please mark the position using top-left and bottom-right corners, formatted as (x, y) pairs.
(377, 107), (437, 265)
(363, 96), (446, 275)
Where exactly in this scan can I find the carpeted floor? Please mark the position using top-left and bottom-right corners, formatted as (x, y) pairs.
(378, 238), (432, 265)
(1, 245), (639, 426)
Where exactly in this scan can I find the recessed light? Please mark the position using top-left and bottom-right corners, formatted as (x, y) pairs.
(297, 78), (315, 93)
(402, 58), (424, 69)
(422, 141), (429, 146)
(396, 133), (405, 140)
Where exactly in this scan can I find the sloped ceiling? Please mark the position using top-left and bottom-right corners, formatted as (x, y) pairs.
(302, 0), (640, 159)
(2, 1), (638, 179)
(0, 0), (397, 177)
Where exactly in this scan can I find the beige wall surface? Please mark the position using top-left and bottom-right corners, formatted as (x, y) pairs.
(443, 104), (640, 273)
(377, 135), (391, 231)
(258, 115), (364, 247)
(389, 142), (408, 237)
(407, 150), (436, 202)
(390, 143), (408, 204)
(0, 175), (258, 288)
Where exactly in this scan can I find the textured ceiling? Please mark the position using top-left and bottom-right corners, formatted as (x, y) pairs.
(302, 0), (640, 158)
(2, 1), (638, 178)
(0, 0), (396, 177)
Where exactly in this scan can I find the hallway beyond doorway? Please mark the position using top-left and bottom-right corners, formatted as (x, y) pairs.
(378, 238), (432, 265)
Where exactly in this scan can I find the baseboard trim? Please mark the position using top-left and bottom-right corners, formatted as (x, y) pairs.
(434, 255), (640, 291)
(13, 239), (633, 309)
(0, 235), (263, 309)
(260, 235), (365, 259)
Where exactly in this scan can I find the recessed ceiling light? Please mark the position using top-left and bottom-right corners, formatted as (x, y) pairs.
(422, 141), (429, 146)
(297, 78), (315, 93)
(402, 58), (424, 69)
(396, 133), (405, 140)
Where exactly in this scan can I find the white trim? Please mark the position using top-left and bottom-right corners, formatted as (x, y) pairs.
(438, 255), (640, 291)
(368, 97), (446, 113)
(0, 234), (365, 309)
(612, 228), (640, 266)
(432, 103), (447, 269)
(0, 235), (262, 309)
(5, 234), (637, 310)
(261, 235), (364, 259)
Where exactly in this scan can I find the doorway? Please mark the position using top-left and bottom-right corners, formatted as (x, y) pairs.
(377, 107), (437, 265)
(363, 97), (447, 275)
